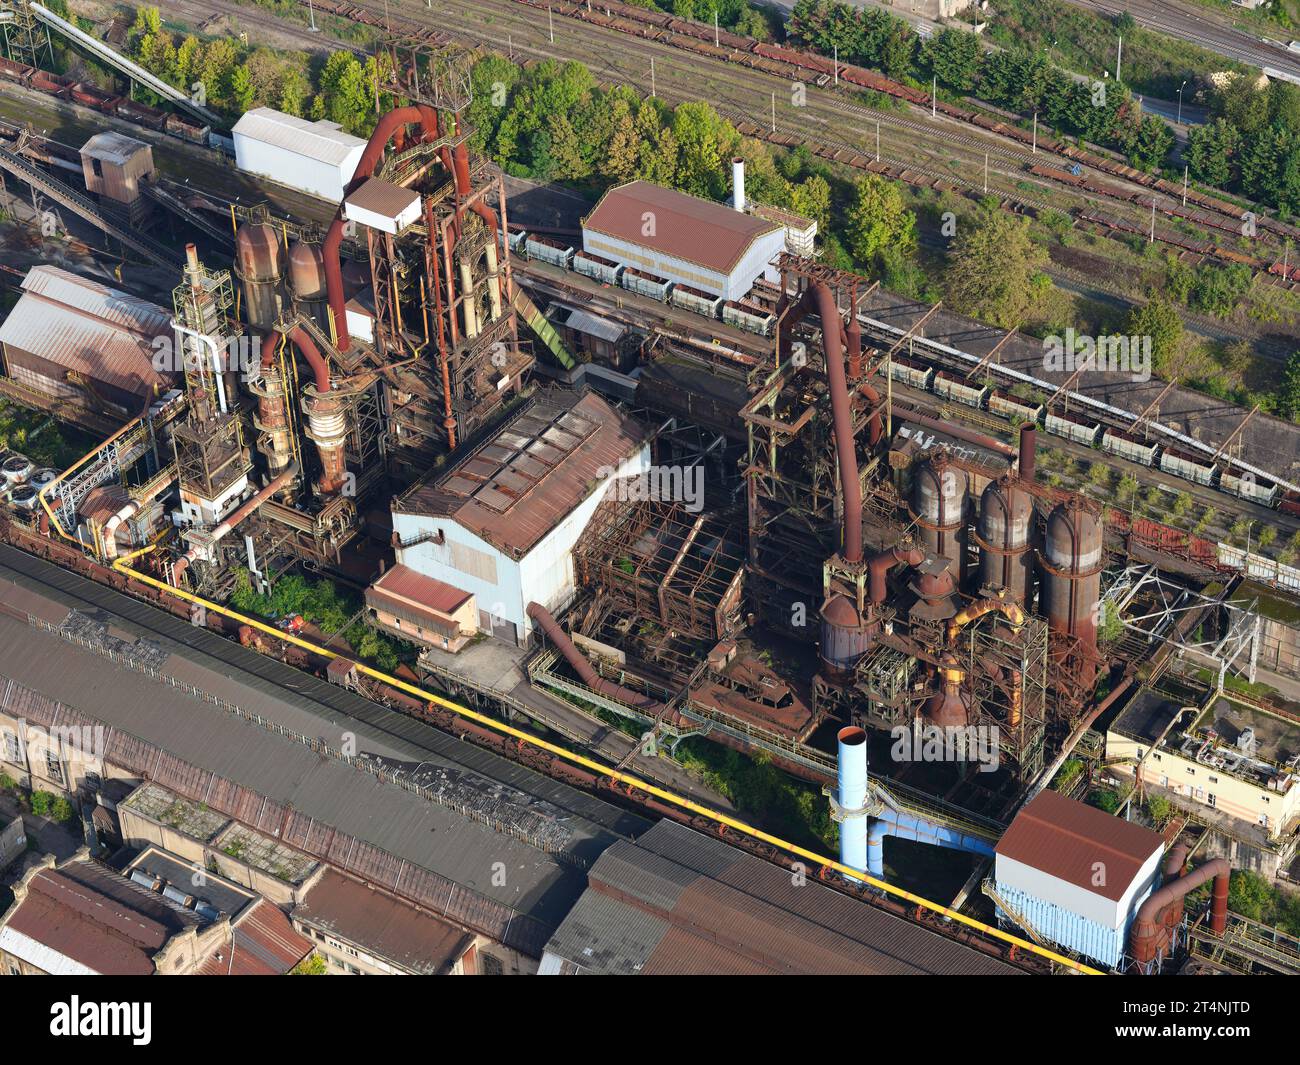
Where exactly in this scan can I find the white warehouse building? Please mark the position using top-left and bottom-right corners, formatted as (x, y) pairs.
(389, 390), (650, 646)
(581, 179), (785, 302)
(993, 790), (1165, 969)
(232, 108), (367, 203)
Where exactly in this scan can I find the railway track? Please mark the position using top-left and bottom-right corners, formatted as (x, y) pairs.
(181, 0), (1298, 278)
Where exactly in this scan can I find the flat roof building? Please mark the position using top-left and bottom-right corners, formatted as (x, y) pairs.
(581, 180), (784, 301)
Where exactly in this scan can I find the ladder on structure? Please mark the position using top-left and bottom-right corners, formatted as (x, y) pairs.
(980, 878), (1050, 947)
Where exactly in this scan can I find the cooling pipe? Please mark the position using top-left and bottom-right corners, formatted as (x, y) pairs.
(945, 595), (1026, 646)
(1130, 858), (1231, 968)
(868, 543), (925, 605)
(837, 726), (869, 877)
(867, 809), (995, 879)
(526, 602), (665, 714)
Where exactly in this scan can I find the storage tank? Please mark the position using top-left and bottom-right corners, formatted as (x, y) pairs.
(819, 594), (875, 682)
(8, 484), (38, 510)
(288, 238), (330, 333)
(976, 476), (1034, 603)
(912, 451), (968, 583)
(235, 221), (282, 330)
(30, 468), (57, 492)
(1042, 497), (1103, 650)
(2, 454), (33, 486)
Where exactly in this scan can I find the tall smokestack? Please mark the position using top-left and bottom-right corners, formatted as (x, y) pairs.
(836, 726), (868, 879)
(732, 157), (745, 212)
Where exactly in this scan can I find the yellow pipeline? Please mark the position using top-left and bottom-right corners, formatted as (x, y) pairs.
(947, 595), (1027, 646)
(110, 545), (1100, 975)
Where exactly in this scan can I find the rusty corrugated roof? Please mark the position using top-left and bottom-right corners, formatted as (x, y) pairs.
(293, 870), (473, 974)
(995, 790), (1163, 901)
(398, 390), (649, 558)
(199, 899), (312, 975)
(0, 266), (173, 400)
(582, 180), (780, 276)
(542, 821), (1023, 975)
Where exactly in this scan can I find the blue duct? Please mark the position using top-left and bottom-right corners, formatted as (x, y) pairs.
(866, 810), (996, 879)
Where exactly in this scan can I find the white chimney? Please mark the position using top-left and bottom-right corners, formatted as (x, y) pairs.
(732, 157), (745, 212)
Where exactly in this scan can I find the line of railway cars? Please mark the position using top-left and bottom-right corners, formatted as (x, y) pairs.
(515, 230), (779, 337)
(0, 55), (211, 146)
(888, 354), (1299, 514)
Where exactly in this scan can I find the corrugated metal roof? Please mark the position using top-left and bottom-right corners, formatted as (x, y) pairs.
(582, 180), (780, 277)
(543, 821), (1024, 976)
(995, 790), (1164, 902)
(232, 107), (365, 166)
(368, 563), (472, 621)
(198, 899), (314, 976)
(0, 266), (172, 399)
(2, 859), (199, 975)
(398, 390), (649, 558)
(294, 870), (473, 974)
(81, 131), (150, 166)
(0, 545), (645, 956)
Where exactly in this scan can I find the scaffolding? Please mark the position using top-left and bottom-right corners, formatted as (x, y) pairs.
(960, 613), (1049, 784)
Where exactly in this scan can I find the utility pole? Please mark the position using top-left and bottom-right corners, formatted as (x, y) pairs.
(714, 10), (719, 47)
(651, 56), (655, 97)
(1116, 35), (1122, 83)
(508, 33), (512, 60)
(1182, 164), (1188, 207)
(876, 120), (880, 163)
(1149, 198), (1156, 244)
(983, 152), (988, 194)
(549, 5), (555, 44)
(1177, 80), (1186, 125)
(1032, 111), (1037, 154)
(932, 75), (936, 118)
(771, 91), (776, 133)
(834, 43), (838, 86)
(307, 0), (318, 32)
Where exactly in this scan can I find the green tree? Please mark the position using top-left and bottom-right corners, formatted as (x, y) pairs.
(1279, 351), (1300, 422)
(922, 28), (982, 92)
(844, 174), (916, 267)
(1127, 298), (1184, 375)
(943, 208), (1047, 329)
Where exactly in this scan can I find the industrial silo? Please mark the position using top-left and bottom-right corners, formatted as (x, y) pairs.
(288, 238), (329, 334)
(1041, 497), (1103, 651)
(976, 476), (1035, 604)
(235, 221), (283, 331)
(912, 451), (968, 584)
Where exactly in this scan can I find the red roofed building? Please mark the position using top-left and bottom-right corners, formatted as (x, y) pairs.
(581, 180), (784, 301)
(365, 563), (478, 653)
(993, 790), (1165, 969)
(0, 853), (228, 975)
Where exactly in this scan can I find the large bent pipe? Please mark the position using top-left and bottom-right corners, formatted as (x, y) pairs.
(867, 810), (995, 879)
(527, 602), (664, 714)
(1130, 857), (1230, 967)
(868, 544), (925, 605)
(324, 105), (441, 352)
(261, 325), (330, 393)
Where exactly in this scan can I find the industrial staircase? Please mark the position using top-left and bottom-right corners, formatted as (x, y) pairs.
(980, 877), (1050, 947)
(511, 284), (576, 369)
(0, 144), (184, 268)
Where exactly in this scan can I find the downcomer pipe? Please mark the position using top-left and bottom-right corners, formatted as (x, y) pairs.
(323, 105), (441, 351)
(526, 602), (666, 715)
(1130, 858), (1231, 968)
(868, 543), (925, 605)
(836, 726), (869, 877)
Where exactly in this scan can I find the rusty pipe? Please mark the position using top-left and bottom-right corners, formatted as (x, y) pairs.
(1130, 858), (1231, 967)
(868, 544), (925, 605)
(1161, 842), (1191, 932)
(1019, 424), (1037, 482)
(946, 594), (1026, 645)
(261, 326), (330, 394)
(527, 602), (663, 713)
(323, 105), (439, 352)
